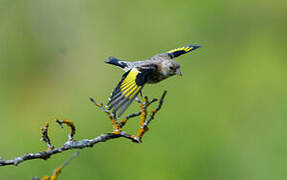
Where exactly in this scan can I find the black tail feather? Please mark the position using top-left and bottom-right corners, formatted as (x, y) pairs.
(105, 57), (127, 69)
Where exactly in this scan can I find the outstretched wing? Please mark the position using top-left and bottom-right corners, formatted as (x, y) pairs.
(167, 44), (200, 58)
(107, 66), (156, 117)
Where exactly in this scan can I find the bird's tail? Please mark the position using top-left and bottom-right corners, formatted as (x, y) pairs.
(167, 44), (200, 58)
(104, 57), (128, 69)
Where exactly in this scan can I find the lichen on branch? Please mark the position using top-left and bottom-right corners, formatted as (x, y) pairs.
(0, 91), (167, 167)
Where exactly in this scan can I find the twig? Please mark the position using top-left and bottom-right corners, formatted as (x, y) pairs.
(0, 131), (133, 166)
(56, 118), (76, 141)
(120, 96), (158, 127)
(89, 98), (122, 133)
(120, 111), (141, 127)
(40, 122), (54, 150)
(0, 91), (167, 167)
(137, 91), (167, 141)
(32, 152), (79, 180)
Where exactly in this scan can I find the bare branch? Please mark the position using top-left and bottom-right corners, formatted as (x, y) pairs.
(0, 91), (167, 167)
(120, 111), (141, 127)
(61, 151), (79, 169)
(138, 91), (167, 140)
(0, 131), (134, 166)
(136, 91), (167, 142)
(120, 97), (158, 127)
(89, 98), (122, 133)
(40, 122), (54, 150)
(56, 118), (76, 141)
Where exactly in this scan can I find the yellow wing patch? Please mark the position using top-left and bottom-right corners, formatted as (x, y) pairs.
(120, 69), (142, 99)
(168, 45), (194, 54)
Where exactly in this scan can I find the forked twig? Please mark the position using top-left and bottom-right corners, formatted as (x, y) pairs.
(0, 91), (167, 167)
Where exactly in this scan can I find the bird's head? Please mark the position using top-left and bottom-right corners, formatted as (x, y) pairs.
(150, 53), (182, 77)
(160, 60), (182, 77)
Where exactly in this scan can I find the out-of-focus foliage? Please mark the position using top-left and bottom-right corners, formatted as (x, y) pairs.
(0, 0), (286, 179)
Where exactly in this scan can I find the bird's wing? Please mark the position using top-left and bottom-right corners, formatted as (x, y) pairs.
(167, 44), (200, 58)
(107, 66), (156, 117)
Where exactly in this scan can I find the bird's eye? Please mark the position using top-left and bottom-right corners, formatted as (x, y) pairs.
(169, 66), (175, 70)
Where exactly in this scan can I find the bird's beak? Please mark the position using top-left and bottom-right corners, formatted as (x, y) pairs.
(176, 69), (182, 76)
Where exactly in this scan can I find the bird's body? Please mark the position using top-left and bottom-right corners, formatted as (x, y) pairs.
(105, 44), (200, 117)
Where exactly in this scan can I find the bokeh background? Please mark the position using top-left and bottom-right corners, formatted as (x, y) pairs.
(0, 0), (287, 179)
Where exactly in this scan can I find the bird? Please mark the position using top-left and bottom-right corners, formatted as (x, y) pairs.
(105, 44), (200, 117)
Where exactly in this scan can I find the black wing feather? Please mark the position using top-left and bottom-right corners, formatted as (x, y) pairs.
(107, 66), (156, 117)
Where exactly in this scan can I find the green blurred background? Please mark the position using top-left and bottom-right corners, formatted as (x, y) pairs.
(0, 0), (287, 179)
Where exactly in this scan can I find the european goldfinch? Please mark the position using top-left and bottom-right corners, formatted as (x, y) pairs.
(105, 44), (200, 117)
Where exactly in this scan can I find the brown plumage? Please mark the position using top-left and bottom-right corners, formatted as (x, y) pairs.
(104, 44), (200, 117)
